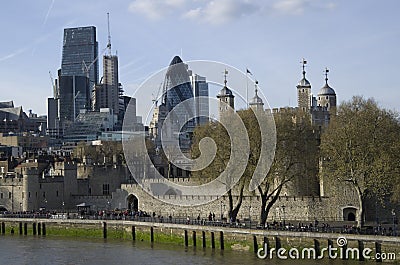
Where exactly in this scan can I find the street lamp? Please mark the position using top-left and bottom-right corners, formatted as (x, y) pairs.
(282, 205), (286, 227)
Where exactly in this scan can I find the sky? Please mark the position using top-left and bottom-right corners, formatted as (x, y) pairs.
(1, 0), (399, 120)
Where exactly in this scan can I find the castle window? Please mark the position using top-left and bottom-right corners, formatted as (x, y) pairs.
(103, 184), (110, 195)
(302, 89), (304, 92)
(0, 193), (3, 199)
(43, 192), (46, 198)
(40, 184), (42, 189)
(56, 190), (59, 197)
(326, 96), (328, 99)
(9, 192), (11, 199)
(29, 192), (31, 198)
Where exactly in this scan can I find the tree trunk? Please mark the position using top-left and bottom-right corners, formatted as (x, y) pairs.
(258, 184), (283, 227)
(259, 193), (268, 227)
(227, 186), (244, 223)
(230, 186), (244, 222)
(354, 184), (365, 227)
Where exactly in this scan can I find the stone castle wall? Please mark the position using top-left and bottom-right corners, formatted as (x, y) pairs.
(113, 181), (359, 223)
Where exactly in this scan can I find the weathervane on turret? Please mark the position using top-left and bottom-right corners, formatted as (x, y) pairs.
(301, 58), (307, 78)
(223, 69), (228, 87)
(324, 67), (329, 84)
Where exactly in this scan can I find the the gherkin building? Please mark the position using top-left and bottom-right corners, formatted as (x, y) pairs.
(161, 56), (195, 149)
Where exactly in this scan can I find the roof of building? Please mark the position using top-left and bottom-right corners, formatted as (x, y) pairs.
(0, 101), (14, 109)
(218, 86), (233, 97)
(297, 77), (311, 87)
(169, 55), (183, 66)
(0, 107), (24, 120)
(318, 83), (336, 96)
(249, 88), (264, 105)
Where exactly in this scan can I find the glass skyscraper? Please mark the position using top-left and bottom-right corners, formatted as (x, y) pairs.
(61, 26), (98, 86)
(164, 56), (195, 124)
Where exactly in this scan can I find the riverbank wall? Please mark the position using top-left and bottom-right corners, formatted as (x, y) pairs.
(1, 218), (400, 260)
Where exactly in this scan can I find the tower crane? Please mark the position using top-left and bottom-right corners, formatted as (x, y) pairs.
(49, 71), (58, 99)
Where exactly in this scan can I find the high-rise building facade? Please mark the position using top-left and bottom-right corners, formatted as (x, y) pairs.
(58, 75), (90, 123)
(61, 26), (98, 86)
(189, 72), (209, 126)
(93, 55), (120, 117)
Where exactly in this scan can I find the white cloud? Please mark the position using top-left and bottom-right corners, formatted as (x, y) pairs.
(183, 0), (258, 25)
(128, 0), (186, 20)
(129, 0), (336, 24)
(272, 0), (336, 15)
(273, 0), (309, 15)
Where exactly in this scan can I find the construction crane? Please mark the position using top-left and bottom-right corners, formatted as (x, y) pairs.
(49, 71), (58, 99)
(152, 82), (163, 106)
(82, 13), (113, 85)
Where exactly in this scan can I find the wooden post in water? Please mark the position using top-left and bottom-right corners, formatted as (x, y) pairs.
(103, 222), (107, 239)
(32, 223), (37, 235)
(211, 232), (215, 249)
(358, 240), (364, 261)
(184, 230), (188, 246)
(275, 237), (281, 249)
(42, 223), (46, 236)
(1, 222), (5, 234)
(132, 226), (136, 241)
(24, 223), (27, 235)
(341, 243), (348, 260)
(264, 237), (269, 256)
(150, 227), (154, 242)
(202, 231), (206, 248)
(219, 231), (224, 250)
(253, 235), (258, 254)
(192, 231), (196, 247)
(19, 222), (22, 235)
(375, 242), (382, 262)
(314, 239), (320, 257)
(38, 223), (41, 235)
(327, 239), (333, 259)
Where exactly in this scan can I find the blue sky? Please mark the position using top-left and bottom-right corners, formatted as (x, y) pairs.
(1, 0), (399, 118)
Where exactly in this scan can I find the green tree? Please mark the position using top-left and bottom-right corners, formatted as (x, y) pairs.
(320, 96), (400, 226)
(191, 108), (318, 224)
(191, 119), (239, 220)
(257, 109), (319, 226)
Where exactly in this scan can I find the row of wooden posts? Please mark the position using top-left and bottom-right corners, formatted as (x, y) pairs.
(1, 221), (46, 236)
(103, 222), (385, 262)
(102, 222), (226, 249)
(1, 221), (386, 262)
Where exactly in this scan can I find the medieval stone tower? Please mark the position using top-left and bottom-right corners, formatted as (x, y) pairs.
(317, 68), (337, 111)
(297, 60), (312, 112)
(249, 81), (264, 112)
(217, 70), (235, 119)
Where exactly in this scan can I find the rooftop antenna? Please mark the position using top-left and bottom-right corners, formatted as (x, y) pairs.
(107, 12), (112, 55)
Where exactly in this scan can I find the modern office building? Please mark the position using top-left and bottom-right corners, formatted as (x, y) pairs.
(56, 26), (98, 128)
(189, 71), (209, 126)
(93, 55), (121, 118)
(61, 26), (99, 86)
(58, 74), (90, 124)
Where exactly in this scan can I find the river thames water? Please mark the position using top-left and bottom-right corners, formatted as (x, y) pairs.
(0, 235), (368, 265)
